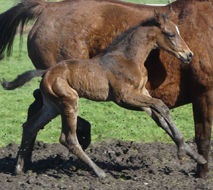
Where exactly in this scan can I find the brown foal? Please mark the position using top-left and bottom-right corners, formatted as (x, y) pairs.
(2, 10), (205, 177)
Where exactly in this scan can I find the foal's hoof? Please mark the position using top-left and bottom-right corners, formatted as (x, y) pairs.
(97, 171), (107, 178)
(14, 164), (23, 175)
(95, 167), (106, 178)
(177, 146), (186, 161)
(196, 155), (207, 165)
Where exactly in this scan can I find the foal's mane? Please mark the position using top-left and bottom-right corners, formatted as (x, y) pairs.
(100, 16), (162, 55)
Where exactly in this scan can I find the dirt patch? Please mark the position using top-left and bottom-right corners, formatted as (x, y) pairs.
(0, 139), (213, 190)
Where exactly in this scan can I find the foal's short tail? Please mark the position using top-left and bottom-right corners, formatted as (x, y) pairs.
(0, 0), (46, 57)
(1, 70), (46, 90)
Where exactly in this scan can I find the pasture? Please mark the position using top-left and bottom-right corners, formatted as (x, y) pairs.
(0, 0), (194, 147)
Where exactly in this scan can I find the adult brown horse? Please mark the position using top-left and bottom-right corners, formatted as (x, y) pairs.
(3, 10), (206, 177)
(0, 0), (213, 177)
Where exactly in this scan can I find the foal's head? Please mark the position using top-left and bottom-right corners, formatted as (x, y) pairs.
(153, 9), (193, 64)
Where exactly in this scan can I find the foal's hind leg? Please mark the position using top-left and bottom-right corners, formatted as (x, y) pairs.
(15, 99), (59, 174)
(24, 89), (91, 167)
(29, 89), (92, 149)
(24, 89), (43, 167)
(47, 80), (106, 178)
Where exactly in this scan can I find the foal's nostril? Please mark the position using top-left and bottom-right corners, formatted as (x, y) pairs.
(188, 52), (194, 60)
(187, 52), (194, 63)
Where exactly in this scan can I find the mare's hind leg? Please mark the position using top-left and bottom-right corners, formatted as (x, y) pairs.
(47, 80), (106, 178)
(15, 99), (59, 174)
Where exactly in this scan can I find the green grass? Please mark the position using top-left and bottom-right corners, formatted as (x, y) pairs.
(0, 1), (17, 12)
(0, 0), (197, 147)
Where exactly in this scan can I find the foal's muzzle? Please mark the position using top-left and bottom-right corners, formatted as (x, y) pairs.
(179, 51), (194, 64)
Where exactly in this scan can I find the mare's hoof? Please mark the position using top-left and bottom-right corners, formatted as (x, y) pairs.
(195, 170), (212, 179)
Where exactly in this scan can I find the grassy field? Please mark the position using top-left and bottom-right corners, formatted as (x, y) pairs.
(0, 0), (196, 147)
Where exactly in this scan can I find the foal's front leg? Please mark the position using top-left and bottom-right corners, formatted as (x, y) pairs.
(143, 107), (206, 164)
(115, 88), (206, 164)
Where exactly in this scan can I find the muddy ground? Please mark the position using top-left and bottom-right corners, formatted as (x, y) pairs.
(0, 139), (213, 190)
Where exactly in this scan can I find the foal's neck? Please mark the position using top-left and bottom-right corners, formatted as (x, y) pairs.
(120, 26), (157, 67)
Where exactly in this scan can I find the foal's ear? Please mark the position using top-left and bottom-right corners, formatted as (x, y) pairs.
(154, 8), (167, 26)
(154, 8), (160, 21)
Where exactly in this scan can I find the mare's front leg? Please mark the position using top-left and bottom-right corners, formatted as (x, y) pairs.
(192, 90), (213, 178)
(15, 99), (59, 174)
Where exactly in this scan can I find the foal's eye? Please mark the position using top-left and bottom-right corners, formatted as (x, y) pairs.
(167, 32), (175, 39)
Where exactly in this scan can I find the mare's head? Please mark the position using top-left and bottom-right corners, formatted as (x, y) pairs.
(153, 9), (193, 64)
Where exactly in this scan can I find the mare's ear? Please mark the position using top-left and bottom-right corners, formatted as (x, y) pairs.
(166, 0), (174, 17)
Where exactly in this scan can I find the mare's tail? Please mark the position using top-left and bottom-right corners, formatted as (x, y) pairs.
(2, 70), (46, 90)
(0, 0), (46, 57)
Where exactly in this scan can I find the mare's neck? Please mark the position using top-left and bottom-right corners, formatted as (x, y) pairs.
(119, 26), (157, 67)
